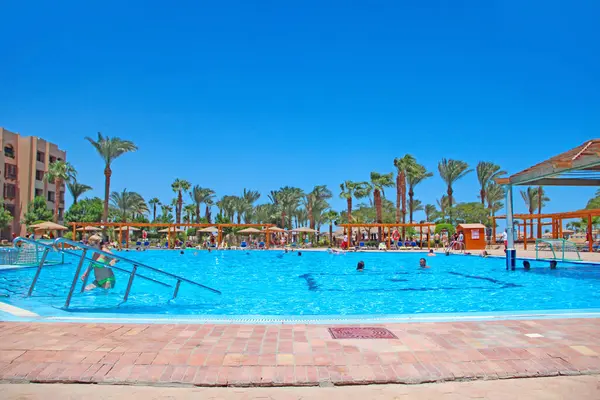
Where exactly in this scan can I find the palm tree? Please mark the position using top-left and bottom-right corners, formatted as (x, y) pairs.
(437, 195), (450, 220)
(304, 185), (333, 230)
(521, 187), (550, 238)
(393, 155), (417, 225)
(217, 195), (236, 222)
(438, 159), (472, 215)
(339, 181), (357, 223)
(275, 187), (304, 229)
(148, 198), (161, 221)
(407, 163), (433, 223)
(370, 172), (394, 239)
(476, 162), (506, 206)
(171, 179), (191, 224)
(85, 133), (137, 223)
(110, 189), (147, 222)
(485, 183), (504, 218)
(183, 204), (196, 223)
(160, 204), (174, 223)
(241, 189), (261, 223)
(191, 186), (216, 223)
(45, 160), (77, 222)
(424, 204), (437, 222)
(67, 180), (91, 205)
(322, 210), (339, 245)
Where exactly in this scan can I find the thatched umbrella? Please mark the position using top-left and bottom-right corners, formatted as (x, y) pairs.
(31, 221), (68, 230)
(266, 227), (285, 232)
(238, 227), (263, 234)
(76, 226), (102, 232)
(197, 226), (218, 233)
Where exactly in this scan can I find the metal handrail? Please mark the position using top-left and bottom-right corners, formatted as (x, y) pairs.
(53, 238), (221, 295)
(445, 241), (466, 253)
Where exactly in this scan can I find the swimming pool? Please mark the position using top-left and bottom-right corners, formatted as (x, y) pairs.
(1, 250), (600, 318)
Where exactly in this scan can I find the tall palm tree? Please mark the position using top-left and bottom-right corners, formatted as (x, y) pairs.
(183, 204), (196, 223)
(45, 160), (77, 222)
(424, 204), (437, 222)
(160, 204), (174, 223)
(274, 187), (304, 229)
(241, 189), (261, 223)
(110, 189), (147, 222)
(407, 163), (433, 223)
(148, 198), (161, 221)
(190, 186), (216, 223)
(217, 195), (236, 222)
(85, 133), (137, 223)
(485, 183), (504, 217)
(438, 158), (472, 209)
(339, 181), (357, 223)
(171, 179), (191, 224)
(437, 195), (450, 220)
(322, 210), (339, 245)
(476, 162), (506, 206)
(393, 155), (417, 225)
(304, 185), (333, 230)
(370, 172), (394, 239)
(67, 180), (91, 205)
(521, 187), (550, 238)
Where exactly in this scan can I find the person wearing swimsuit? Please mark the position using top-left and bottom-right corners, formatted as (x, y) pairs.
(81, 235), (117, 290)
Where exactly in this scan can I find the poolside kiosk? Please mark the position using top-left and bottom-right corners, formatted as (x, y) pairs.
(456, 223), (486, 250)
(496, 139), (600, 270)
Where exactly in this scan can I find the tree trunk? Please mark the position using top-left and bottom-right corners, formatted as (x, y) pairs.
(375, 189), (382, 240)
(53, 178), (61, 222)
(308, 205), (314, 230)
(205, 205), (211, 223)
(329, 222), (333, 246)
(480, 188), (486, 205)
(395, 174), (401, 224)
(281, 212), (286, 229)
(176, 191), (182, 224)
(408, 186), (414, 223)
(103, 167), (111, 223)
(346, 197), (352, 223)
(196, 204), (201, 223)
(153, 204), (157, 222)
(447, 186), (453, 207)
(400, 173), (406, 237)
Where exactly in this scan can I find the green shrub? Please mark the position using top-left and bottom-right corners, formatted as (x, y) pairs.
(435, 223), (455, 236)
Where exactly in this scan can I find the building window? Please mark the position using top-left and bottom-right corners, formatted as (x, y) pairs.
(4, 183), (16, 199)
(4, 164), (17, 180)
(5, 204), (15, 217)
(35, 170), (44, 181)
(47, 191), (55, 202)
(58, 208), (63, 219)
(36, 151), (45, 162)
(59, 191), (65, 203)
(49, 156), (56, 164)
(35, 188), (43, 197)
(4, 145), (15, 159)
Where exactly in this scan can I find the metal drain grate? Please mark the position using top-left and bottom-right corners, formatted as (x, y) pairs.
(328, 327), (397, 339)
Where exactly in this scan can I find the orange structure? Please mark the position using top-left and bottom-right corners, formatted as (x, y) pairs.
(69, 222), (275, 249)
(491, 208), (600, 252)
(456, 223), (486, 250)
(339, 223), (435, 249)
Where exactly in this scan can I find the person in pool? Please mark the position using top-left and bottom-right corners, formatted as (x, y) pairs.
(81, 235), (117, 290)
(419, 258), (430, 269)
(427, 249), (436, 257)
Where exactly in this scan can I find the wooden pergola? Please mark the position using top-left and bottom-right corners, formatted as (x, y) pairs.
(492, 208), (600, 252)
(339, 223), (436, 249)
(496, 139), (600, 267)
(70, 222), (275, 249)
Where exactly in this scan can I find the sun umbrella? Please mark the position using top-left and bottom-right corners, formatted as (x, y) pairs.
(76, 226), (102, 232)
(31, 221), (68, 230)
(115, 226), (140, 232)
(265, 227), (285, 232)
(197, 226), (218, 233)
(293, 227), (318, 233)
(158, 227), (186, 233)
(238, 227), (263, 234)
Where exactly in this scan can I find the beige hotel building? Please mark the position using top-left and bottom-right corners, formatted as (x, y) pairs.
(0, 127), (67, 238)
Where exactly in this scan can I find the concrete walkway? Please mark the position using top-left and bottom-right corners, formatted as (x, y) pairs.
(2, 375), (600, 399)
(1, 319), (600, 386)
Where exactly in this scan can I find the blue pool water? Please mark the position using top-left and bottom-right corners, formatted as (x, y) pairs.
(1, 250), (600, 317)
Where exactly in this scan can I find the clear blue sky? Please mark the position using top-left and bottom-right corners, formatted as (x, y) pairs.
(1, 1), (599, 226)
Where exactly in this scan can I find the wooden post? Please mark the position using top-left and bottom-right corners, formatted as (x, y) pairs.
(217, 225), (222, 247)
(387, 226), (391, 249)
(118, 227), (123, 250)
(491, 217), (496, 248)
(419, 225), (423, 249)
(427, 225), (431, 249)
(523, 218), (527, 250)
(72, 224), (76, 241)
(588, 214), (593, 253)
(266, 228), (270, 249)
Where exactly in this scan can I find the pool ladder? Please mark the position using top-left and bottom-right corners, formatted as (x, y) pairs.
(13, 237), (221, 309)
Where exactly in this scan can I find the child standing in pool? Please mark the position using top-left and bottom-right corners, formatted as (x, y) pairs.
(81, 235), (117, 290)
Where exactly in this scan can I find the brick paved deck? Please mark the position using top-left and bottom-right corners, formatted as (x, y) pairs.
(0, 319), (599, 387)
